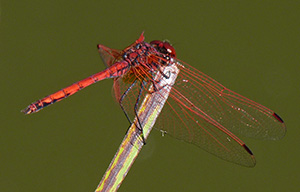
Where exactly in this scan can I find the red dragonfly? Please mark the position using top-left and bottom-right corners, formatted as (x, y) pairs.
(23, 33), (286, 167)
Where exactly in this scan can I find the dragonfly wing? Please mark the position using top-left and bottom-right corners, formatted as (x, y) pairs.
(97, 44), (123, 67)
(156, 86), (256, 167)
(171, 61), (286, 140)
(154, 61), (286, 166)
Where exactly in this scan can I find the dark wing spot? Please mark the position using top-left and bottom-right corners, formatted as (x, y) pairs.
(273, 113), (284, 123)
(243, 144), (254, 155)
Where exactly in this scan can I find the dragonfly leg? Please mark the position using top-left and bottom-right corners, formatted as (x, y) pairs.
(119, 80), (145, 144)
(133, 80), (147, 144)
(119, 80), (137, 125)
(158, 68), (171, 79)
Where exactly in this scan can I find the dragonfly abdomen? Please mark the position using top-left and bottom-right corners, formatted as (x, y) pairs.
(22, 61), (130, 114)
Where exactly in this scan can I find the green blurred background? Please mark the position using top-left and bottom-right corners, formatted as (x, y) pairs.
(1, 1), (299, 191)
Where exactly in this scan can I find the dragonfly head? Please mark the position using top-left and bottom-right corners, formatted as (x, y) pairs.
(150, 40), (176, 58)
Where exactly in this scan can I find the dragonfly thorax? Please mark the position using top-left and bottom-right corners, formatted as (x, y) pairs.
(122, 42), (155, 66)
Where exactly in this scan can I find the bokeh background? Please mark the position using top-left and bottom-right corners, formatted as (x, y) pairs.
(1, 1), (299, 191)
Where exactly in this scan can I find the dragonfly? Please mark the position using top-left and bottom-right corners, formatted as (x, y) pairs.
(22, 33), (286, 167)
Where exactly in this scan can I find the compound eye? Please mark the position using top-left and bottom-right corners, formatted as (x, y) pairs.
(150, 40), (176, 58)
(163, 42), (176, 58)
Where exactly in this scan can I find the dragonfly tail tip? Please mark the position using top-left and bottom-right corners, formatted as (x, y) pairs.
(21, 106), (34, 115)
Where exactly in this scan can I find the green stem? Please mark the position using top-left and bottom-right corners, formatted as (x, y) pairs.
(95, 64), (179, 192)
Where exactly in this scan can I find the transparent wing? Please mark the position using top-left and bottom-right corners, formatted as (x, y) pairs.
(97, 44), (123, 67)
(155, 60), (286, 166)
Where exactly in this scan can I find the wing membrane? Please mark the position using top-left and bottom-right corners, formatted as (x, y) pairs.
(155, 61), (286, 166)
